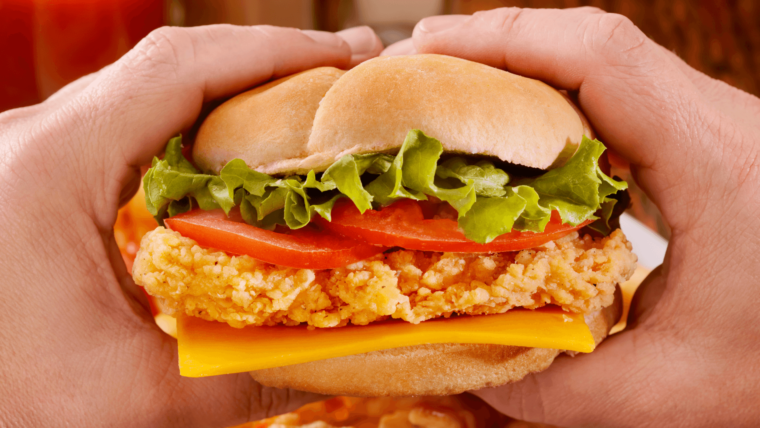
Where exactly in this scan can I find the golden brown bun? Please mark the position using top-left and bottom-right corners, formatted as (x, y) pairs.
(194, 55), (592, 175)
(193, 67), (345, 174)
(249, 291), (622, 397)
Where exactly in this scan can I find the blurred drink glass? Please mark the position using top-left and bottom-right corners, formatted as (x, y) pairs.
(0, 0), (164, 112)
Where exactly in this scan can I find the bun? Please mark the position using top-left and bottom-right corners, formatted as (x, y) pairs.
(193, 67), (344, 175)
(194, 54), (591, 175)
(249, 291), (622, 397)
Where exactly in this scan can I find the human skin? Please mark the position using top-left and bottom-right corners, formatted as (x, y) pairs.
(382, 7), (760, 427)
(0, 25), (382, 427)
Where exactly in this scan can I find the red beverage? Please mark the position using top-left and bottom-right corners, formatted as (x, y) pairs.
(0, 0), (164, 112)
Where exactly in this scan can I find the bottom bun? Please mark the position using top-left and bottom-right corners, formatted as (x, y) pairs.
(250, 289), (622, 397)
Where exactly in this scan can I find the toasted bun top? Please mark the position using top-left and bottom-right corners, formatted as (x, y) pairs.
(194, 54), (591, 175)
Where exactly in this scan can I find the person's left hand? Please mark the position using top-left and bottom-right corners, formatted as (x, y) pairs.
(0, 25), (381, 427)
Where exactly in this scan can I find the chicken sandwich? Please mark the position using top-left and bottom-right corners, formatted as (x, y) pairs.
(133, 54), (636, 396)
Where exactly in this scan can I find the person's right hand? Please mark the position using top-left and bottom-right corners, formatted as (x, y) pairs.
(386, 7), (760, 427)
(0, 24), (381, 427)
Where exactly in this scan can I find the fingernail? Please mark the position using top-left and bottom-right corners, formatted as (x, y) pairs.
(381, 38), (417, 56)
(337, 26), (379, 55)
(417, 15), (468, 34)
(302, 30), (345, 47)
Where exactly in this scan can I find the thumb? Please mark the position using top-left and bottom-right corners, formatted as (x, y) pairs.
(95, 25), (351, 168)
(126, 323), (326, 427)
(471, 267), (672, 426)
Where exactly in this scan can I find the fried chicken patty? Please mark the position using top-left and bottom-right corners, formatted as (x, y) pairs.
(132, 228), (636, 328)
(132, 231), (636, 327)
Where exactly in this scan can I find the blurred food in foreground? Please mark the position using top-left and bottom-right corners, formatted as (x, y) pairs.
(611, 263), (650, 334)
(114, 185), (157, 273)
(240, 395), (511, 428)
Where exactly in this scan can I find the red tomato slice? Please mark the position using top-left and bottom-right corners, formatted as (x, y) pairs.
(165, 209), (387, 270)
(316, 199), (591, 253)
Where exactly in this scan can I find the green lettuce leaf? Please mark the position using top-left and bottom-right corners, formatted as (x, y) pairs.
(436, 157), (510, 197)
(363, 130), (478, 214)
(511, 185), (552, 233)
(356, 153), (394, 175)
(164, 135), (198, 174)
(519, 136), (627, 226)
(240, 196), (285, 230)
(143, 137), (233, 221)
(310, 194), (343, 222)
(321, 156), (372, 212)
(458, 190), (527, 243)
(588, 185), (631, 235)
(394, 130), (476, 216)
(145, 132), (627, 244)
(167, 198), (192, 217)
(246, 187), (289, 221)
(319, 153), (394, 212)
(364, 138), (427, 206)
(220, 159), (277, 198)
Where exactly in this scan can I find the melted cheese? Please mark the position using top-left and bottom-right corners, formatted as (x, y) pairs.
(178, 307), (595, 377)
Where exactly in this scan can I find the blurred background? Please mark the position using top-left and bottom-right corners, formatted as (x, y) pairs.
(2, 1), (757, 427)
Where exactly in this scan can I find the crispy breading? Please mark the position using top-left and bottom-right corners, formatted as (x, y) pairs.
(132, 228), (637, 328)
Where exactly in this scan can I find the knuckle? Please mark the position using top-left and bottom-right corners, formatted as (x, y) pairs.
(0, 103), (49, 134)
(587, 13), (651, 64)
(251, 385), (306, 420)
(251, 383), (280, 419)
(204, 23), (278, 42)
(576, 5), (605, 14)
(244, 25), (282, 46)
(211, 24), (286, 44)
(473, 7), (525, 35)
(249, 24), (284, 36)
(121, 26), (192, 79)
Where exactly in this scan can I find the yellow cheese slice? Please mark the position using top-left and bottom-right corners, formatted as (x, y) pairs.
(178, 307), (595, 377)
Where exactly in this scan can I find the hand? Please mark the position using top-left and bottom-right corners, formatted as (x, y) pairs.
(386, 7), (760, 427)
(0, 25), (381, 427)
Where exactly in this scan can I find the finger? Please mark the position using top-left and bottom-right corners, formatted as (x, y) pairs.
(336, 26), (383, 67)
(656, 45), (760, 129)
(168, 371), (327, 427)
(627, 264), (667, 328)
(1, 68), (106, 123)
(411, 8), (743, 231)
(470, 265), (678, 427)
(56, 25), (351, 228)
(96, 26), (351, 167)
(412, 8), (693, 166)
(413, 14), (469, 35)
(471, 333), (645, 426)
(470, 271), (675, 427)
(43, 69), (103, 106)
(106, 231), (152, 315)
(381, 38), (417, 56)
(427, 12), (760, 136)
(115, 319), (326, 427)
